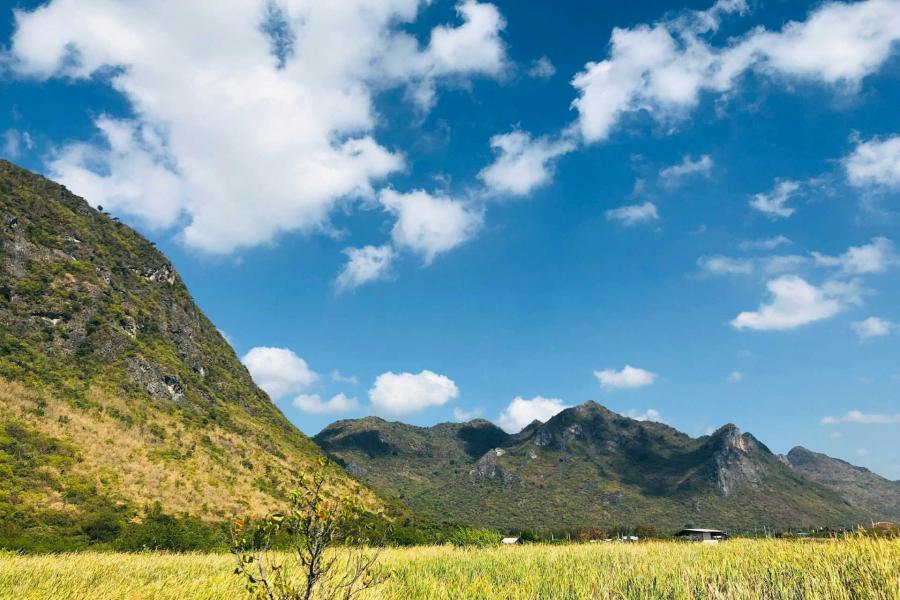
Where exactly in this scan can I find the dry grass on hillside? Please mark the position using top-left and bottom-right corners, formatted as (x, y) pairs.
(0, 378), (377, 520)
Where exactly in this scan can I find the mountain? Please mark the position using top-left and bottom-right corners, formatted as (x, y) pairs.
(784, 447), (900, 522)
(0, 161), (382, 548)
(316, 401), (868, 531)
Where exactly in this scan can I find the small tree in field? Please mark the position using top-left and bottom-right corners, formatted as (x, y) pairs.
(231, 458), (387, 600)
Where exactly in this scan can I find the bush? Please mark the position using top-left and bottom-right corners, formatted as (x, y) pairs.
(448, 526), (502, 547)
(115, 503), (226, 552)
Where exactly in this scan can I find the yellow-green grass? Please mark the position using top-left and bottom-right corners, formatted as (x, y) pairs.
(1, 538), (898, 599)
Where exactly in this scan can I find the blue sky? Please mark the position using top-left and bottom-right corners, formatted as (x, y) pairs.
(2, 0), (900, 478)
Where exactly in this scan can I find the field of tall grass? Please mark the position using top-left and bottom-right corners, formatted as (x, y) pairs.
(1, 537), (898, 599)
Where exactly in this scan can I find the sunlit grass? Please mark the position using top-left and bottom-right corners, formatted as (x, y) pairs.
(1, 537), (898, 599)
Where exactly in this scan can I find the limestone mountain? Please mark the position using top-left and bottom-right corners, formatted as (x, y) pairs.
(784, 446), (900, 522)
(316, 401), (869, 531)
(0, 160), (381, 548)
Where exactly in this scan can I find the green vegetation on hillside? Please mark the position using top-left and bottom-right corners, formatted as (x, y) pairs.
(316, 403), (869, 532)
(0, 160), (384, 550)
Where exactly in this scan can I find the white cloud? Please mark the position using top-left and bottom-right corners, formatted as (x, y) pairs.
(830, 431), (843, 439)
(731, 275), (859, 331)
(605, 201), (659, 226)
(241, 346), (318, 398)
(845, 134), (900, 189)
(749, 180), (800, 219)
(851, 317), (894, 339)
(698, 253), (808, 276)
(478, 130), (575, 197)
(527, 55), (556, 79)
(659, 154), (713, 184)
(331, 370), (358, 385)
(571, 0), (900, 143)
(701, 238), (896, 280)
(10, 0), (508, 254)
(739, 236), (792, 251)
(760, 255), (809, 274)
(856, 447), (870, 456)
(425, 1), (508, 79)
(2, 129), (33, 158)
(727, 371), (743, 383)
(453, 406), (483, 421)
(293, 392), (358, 414)
(625, 408), (665, 422)
(594, 365), (658, 390)
(380, 189), (483, 264)
(334, 245), (395, 293)
(496, 395), (568, 433)
(368, 369), (458, 415)
(698, 255), (754, 275)
(813, 237), (896, 275)
(821, 410), (900, 425)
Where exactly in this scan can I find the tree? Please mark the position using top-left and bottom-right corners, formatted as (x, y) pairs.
(231, 458), (387, 600)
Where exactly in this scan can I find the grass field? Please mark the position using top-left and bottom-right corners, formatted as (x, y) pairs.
(1, 537), (898, 599)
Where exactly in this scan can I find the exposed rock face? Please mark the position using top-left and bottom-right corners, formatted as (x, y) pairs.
(785, 447), (900, 521)
(469, 448), (514, 483)
(708, 425), (766, 497)
(126, 356), (185, 402)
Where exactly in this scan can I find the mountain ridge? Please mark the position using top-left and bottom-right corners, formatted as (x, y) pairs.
(783, 446), (900, 522)
(315, 400), (883, 531)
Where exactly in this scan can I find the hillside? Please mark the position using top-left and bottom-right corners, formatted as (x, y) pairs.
(316, 401), (869, 531)
(784, 447), (900, 522)
(0, 160), (383, 549)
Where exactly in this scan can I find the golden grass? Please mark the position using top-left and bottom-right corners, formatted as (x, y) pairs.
(2, 537), (898, 599)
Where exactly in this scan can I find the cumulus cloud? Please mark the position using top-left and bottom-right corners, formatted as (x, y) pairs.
(380, 189), (483, 264)
(749, 180), (800, 219)
(478, 130), (575, 197)
(241, 346), (318, 398)
(571, 0), (900, 143)
(527, 55), (556, 79)
(453, 406), (483, 421)
(368, 370), (458, 415)
(605, 201), (659, 226)
(594, 365), (658, 390)
(293, 393), (358, 414)
(851, 316), (894, 339)
(10, 0), (508, 254)
(496, 396), (569, 433)
(334, 245), (395, 293)
(727, 371), (743, 383)
(821, 410), (900, 425)
(844, 134), (900, 189)
(731, 275), (859, 331)
(625, 408), (665, 422)
(659, 154), (713, 184)
(47, 117), (185, 229)
(812, 237), (897, 275)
